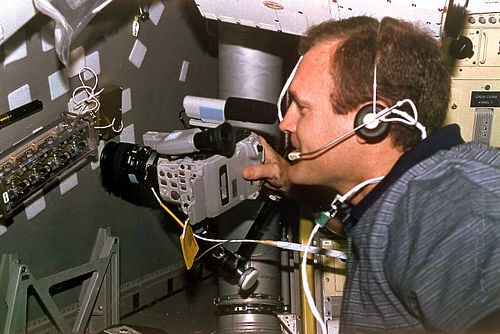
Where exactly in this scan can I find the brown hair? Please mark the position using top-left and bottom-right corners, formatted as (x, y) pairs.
(299, 16), (451, 150)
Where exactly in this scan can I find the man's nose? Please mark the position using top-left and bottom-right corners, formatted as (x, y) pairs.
(279, 106), (297, 133)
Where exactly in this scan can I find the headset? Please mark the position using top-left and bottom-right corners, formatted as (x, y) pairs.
(287, 98), (425, 160)
(285, 20), (427, 162)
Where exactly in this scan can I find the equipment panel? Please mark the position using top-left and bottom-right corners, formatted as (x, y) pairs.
(194, 0), (446, 37)
(446, 11), (500, 146)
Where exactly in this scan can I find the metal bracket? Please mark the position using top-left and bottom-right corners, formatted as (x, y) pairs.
(97, 86), (123, 141)
(0, 228), (120, 334)
(472, 107), (494, 144)
(277, 313), (299, 334)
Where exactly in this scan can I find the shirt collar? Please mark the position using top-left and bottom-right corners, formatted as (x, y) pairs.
(349, 124), (465, 223)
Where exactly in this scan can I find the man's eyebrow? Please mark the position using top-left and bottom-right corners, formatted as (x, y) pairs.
(288, 89), (306, 105)
(292, 94), (311, 108)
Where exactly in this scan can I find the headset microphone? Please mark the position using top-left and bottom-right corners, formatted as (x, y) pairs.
(288, 151), (302, 161)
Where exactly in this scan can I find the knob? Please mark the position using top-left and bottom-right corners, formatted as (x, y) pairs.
(238, 267), (259, 291)
(449, 36), (474, 59)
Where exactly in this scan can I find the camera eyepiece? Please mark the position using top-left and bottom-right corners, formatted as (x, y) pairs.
(193, 122), (235, 157)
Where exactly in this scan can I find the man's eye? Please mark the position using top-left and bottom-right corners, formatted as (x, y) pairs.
(281, 100), (296, 118)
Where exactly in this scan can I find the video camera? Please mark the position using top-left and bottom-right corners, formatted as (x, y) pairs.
(99, 96), (280, 290)
(100, 122), (264, 224)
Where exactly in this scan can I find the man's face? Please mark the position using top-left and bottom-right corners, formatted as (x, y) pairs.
(280, 42), (360, 189)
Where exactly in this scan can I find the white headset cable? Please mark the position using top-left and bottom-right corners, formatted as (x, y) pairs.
(277, 56), (303, 122)
(380, 99), (427, 139)
(304, 176), (384, 334)
(372, 64), (378, 114)
(302, 223), (326, 334)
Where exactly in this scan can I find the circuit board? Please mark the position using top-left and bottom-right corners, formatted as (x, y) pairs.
(0, 115), (97, 222)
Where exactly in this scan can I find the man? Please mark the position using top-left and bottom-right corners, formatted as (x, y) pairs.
(243, 16), (500, 332)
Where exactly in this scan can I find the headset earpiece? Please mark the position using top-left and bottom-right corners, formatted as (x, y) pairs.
(354, 104), (391, 143)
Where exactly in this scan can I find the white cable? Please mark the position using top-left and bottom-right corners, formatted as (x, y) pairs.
(92, 0), (113, 13)
(380, 99), (427, 139)
(181, 216), (189, 238)
(193, 233), (346, 259)
(71, 67), (104, 117)
(93, 117), (124, 133)
(416, 122), (427, 140)
(338, 176), (384, 203)
(372, 64), (378, 114)
(301, 175), (384, 334)
(302, 223), (328, 334)
(194, 233), (260, 244)
(277, 56), (303, 122)
(69, 66), (123, 133)
(275, 241), (346, 259)
(151, 186), (162, 206)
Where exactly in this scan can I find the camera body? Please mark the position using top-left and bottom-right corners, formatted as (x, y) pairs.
(100, 125), (264, 224)
(148, 130), (263, 224)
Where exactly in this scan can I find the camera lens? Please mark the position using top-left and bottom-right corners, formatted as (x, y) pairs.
(100, 142), (158, 185)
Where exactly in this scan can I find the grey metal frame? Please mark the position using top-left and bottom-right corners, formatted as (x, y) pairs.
(0, 228), (120, 334)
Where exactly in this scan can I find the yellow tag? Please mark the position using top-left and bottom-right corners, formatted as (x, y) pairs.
(180, 223), (199, 270)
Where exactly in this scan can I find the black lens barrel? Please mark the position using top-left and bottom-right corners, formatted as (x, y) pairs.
(193, 122), (235, 157)
(100, 142), (157, 184)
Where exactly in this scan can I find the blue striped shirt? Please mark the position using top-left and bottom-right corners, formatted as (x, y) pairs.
(341, 126), (500, 332)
